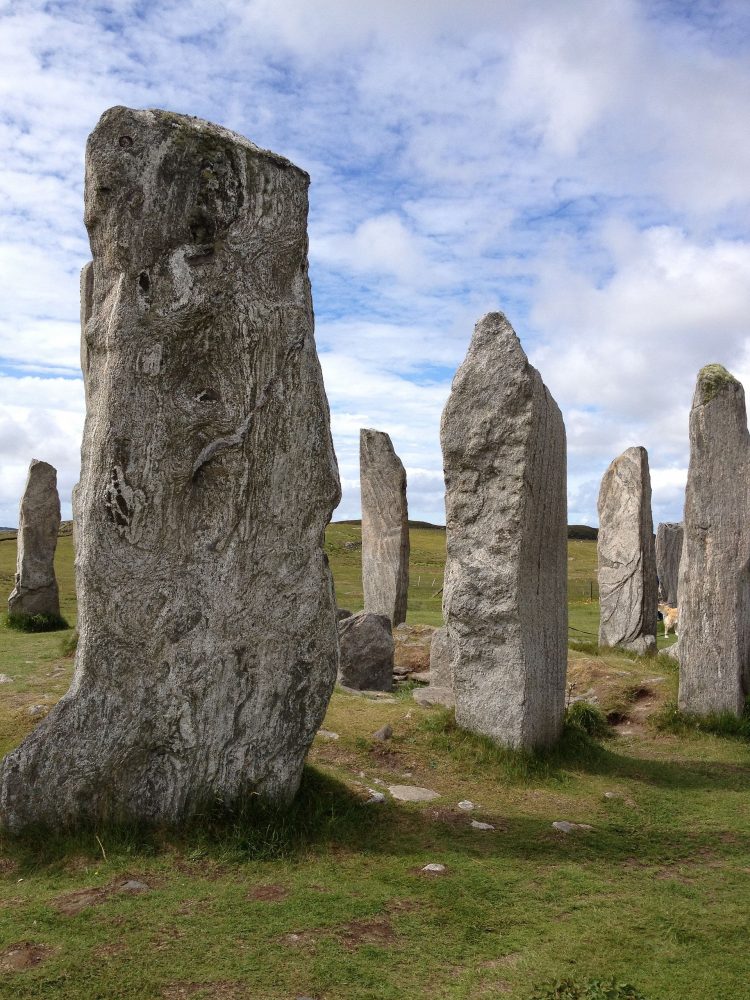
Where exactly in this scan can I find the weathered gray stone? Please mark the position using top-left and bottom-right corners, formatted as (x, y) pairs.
(388, 785), (439, 802)
(8, 460), (61, 619)
(0, 106), (340, 832)
(597, 447), (658, 655)
(360, 429), (409, 625)
(655, 522), (683, 607)
(429, 626), (451, 687)
(412, 685), (454, 708)
(441, 312), (567, 749)
(337, 611), (394, 691)
(678, 365), (750, 716)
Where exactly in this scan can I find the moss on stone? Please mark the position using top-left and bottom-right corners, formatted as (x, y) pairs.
(697, 364), (740, 404)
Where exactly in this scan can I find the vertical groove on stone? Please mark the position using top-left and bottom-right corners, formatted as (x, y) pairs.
(360, 428), (409, 626)
(597, 447), (658, 656)
(678, 364), (750, 716)
(441, 312), (567, 750)
(0, 106), (341, 831)
(7, 460), (61, 619)
(655, 522), (683, 607)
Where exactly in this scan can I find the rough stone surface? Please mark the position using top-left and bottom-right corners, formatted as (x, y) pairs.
(441, 312), (567, 749)
(360, 428), (409, 625)
(428, 626), (451, 688)
(393, 622), (435, 676)
(336, 608), (353, 622)
(337, 611), (394, 691)
(389, 785), (440, 802)
(597, 447), (658, 655)
(655, 522), (683, 607)
(8, 460), (61, 619)
(678, 365), (750, 716)
(0, 106), (340, 832)
(372, 724), (392, 741)
(412, 686), (454, 708)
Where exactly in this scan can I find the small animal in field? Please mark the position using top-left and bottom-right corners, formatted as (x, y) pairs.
(658, 602), (678, 636)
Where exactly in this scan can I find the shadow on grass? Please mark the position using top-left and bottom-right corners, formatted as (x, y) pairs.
(419, 708), (750, 793)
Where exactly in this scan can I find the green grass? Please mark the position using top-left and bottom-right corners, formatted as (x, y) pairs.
(0, 528), (748, 999)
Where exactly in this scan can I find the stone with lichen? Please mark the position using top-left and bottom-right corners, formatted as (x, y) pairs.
(0, 106), (340, 831)
(8, 460), (61, 620)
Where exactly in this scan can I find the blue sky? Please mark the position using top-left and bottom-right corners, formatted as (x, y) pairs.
(1, 0), (750, 526)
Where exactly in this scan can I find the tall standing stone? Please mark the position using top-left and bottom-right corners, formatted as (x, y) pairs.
(441, 312), (567, 749)
(0, 106), (341, 831)
(360, 429), (409, 625)
(655, 522), (683, 607)
(8, 460), (61, 620)
(678, 365), (750, 716)
(597, 447), (657, 655)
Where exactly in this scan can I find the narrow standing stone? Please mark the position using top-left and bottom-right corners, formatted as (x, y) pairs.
(597, 447), (658, 655)
(360, 428), (409, 625)
(655, 522), (683, 607)
(0, 106), (341, 831)
(8, 460), (61, 620)
(441, 312), (567, 749)
(679, 365), (750, 716)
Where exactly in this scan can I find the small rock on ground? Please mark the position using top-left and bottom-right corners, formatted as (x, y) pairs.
(365, 790), (386, 805)
(316, 729), (340, 740)
(119, 880), (149, 893)
(421, 863), (447, 874)
(27, 705), (47, 719)
(552, 821), (593, 834)
(471, 820), (495, 831)
(388, 785), (440, 802)
(0, 674), (13, 684)
(372, 724), (393, 741)
(457, 800), (475, 811)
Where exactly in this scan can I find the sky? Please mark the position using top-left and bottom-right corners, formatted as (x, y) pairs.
(1, 0), (750, 527)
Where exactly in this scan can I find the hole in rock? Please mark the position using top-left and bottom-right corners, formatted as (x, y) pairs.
(118, 135), (134, 148)
(138, 272), (150, 294)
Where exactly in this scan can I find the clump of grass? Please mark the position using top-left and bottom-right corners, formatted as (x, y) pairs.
(530, 979), (649, 999)
(5, 611), (69, 633)
(60, 627), (78, 657)
(655, 698), (750, 741)
(565, 700), (609, 739)
(419, 708), (605, 784)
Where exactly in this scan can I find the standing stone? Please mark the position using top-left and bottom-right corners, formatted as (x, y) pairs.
(413, 625), (454, 708)
(0, 106), (341, 832)
(8, 460), (61, 620)
(337, 611), (394, 691)
(360, 429), (410, 626)
(679, 365), (750, 716)
(597, 447), (658, 655)
(441, 312), (567, 749)
(655, 522), (683, 607)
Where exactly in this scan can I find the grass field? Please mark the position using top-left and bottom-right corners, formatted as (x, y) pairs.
(0, 526), (746, 1000)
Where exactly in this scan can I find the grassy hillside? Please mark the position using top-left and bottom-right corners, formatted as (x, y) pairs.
(0, 527), (744, 1000)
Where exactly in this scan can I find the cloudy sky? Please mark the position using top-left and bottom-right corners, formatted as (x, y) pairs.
(1, 0), (749, 527)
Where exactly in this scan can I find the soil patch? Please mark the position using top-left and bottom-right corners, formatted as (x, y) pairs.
(335, 916), (396, 950)
(1, 941), (52, 972)
(247, 884), (289, 902)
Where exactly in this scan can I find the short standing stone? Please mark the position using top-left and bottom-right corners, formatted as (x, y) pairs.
(0, 106), (340, 832)
(414, 625), (454, 707)
(679, 365), (750, 716)
(597, 447), (658, 655)
(655, 522), (683, 607)
(337, 611), (394, 691)
(360, 428), (409, 625)
(441, 312), (567, 749)
(8, 460), (61, 619)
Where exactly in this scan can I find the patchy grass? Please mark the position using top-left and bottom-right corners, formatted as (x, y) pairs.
(1, 531), (750, 998)
(655, 698), (750, 742)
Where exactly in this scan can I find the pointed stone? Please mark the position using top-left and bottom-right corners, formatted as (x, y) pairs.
(8, 460), (61, 620)
(0, 106), (340, 831)
(441, 312), (567, 749)
(655, 522), (683, 607)
(360, 429), (409, 625)
(597, 447), (658, 655)
(678, 365), (750, 716)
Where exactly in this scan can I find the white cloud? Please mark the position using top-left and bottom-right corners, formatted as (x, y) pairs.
(1, 0), (750, 527)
